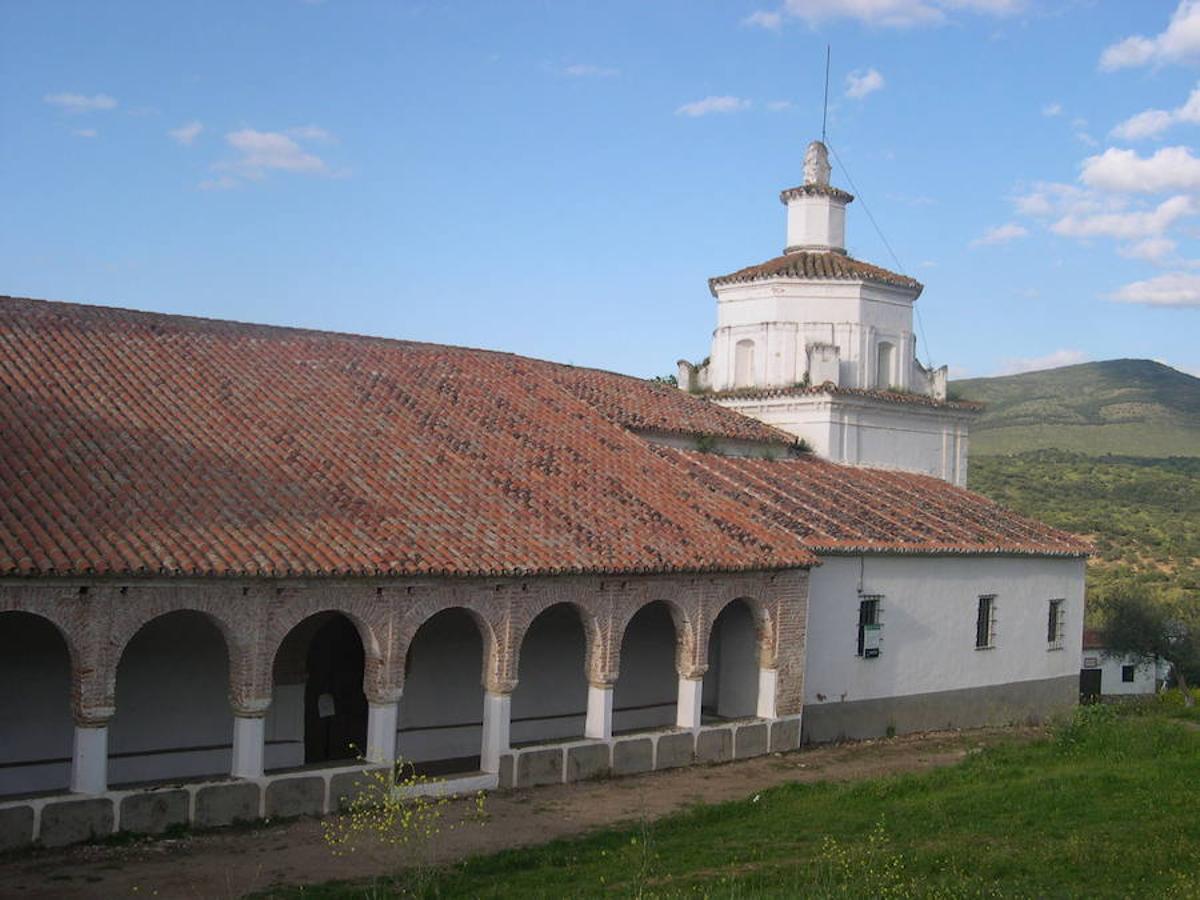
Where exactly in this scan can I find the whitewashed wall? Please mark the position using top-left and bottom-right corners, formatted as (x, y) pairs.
(0, 615), (74, 796)
(805, 555), (1085, 708)
(1081, 651), (1159, 696)
(716, 394), (972, 487)
(707, 280), (919, 393)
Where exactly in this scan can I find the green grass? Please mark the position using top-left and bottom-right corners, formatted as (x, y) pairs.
(264, 705), (1200, 898)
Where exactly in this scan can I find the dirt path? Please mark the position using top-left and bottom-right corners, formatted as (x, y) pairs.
(0, 727), (1038, 899)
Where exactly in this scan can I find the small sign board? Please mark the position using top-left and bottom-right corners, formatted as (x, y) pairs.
(863, 623), (882, 658)
(1083, 656), (1099, 669)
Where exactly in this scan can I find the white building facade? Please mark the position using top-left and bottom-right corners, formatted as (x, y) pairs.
(803, 555), (1085, 741)
(677, 141), (978, 487)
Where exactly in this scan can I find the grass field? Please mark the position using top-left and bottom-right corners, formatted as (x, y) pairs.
(269, 699), (1200, 898)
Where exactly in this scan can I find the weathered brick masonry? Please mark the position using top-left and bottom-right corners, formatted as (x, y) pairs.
(0, 569), (809, 727)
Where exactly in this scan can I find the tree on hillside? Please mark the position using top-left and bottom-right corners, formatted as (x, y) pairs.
(1103, 588), (1199, 707)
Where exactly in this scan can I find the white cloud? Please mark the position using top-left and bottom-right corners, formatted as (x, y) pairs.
(845, 68), (885, 99)
(168, 121), (204, 146)
(1110, 109), (1176, 141)
(563, 64), (620, 78)
(675, 96), (751, 117)
(1121, 236), (1178, 262)
(1110, 85), (1200, 140)
(997, 349), (1089, 376)
(1051, 194), (1193, 240)
(44, 92), (117, 113)
(1100, 0), (1200, 70)
(205, 128), (334, 187)
(1109, 272), (1200, 307)
(287, 124), (334, 141)
(1108, 271), (1200, 307)
(1081, 146), (1200, 193)
(770, 0), (1022, 29)
(971, 222), (1028, 246)
(742, 10), (783, 29)
(73, 128), (97, 139)
(1042, 102), (1062, 117)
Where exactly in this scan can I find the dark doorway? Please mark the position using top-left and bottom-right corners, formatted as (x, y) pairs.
(304, 615), (368, 764)
(1079, 668), (1102, 703)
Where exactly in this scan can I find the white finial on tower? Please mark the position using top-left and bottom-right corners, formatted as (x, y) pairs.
(803, 141), (832, 187)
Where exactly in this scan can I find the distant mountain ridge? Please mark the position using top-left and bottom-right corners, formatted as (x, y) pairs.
(952, 359), (1200, 457)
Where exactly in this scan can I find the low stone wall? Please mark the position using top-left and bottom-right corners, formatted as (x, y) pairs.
(0, 764), (497, 851)
(0, 717), (802, 851)
(800, 674), (1078, 744)
(498, 717), (801, 790)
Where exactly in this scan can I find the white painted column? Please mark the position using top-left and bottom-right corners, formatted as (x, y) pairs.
(231, 715), (266, 779)
(480, 690), (511, 774)
(757, 668), (778, 720)
(366, 701), (400, 765)
(70, 724), (109, 795)
(585, 683), (614, 741)
(676, 676), (704, 731)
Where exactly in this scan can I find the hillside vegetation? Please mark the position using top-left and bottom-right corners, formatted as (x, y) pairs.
(954, 359), (1200, 457)
(958, 359), (1199, 620)
(970, 451), (1200, 612)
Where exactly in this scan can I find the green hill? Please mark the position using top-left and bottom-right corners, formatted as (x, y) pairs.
(952, 359), (1200, 457)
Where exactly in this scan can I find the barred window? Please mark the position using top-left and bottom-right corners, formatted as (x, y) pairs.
(1047, 599), (1065, 649)
(857, 595), (882, 658)
(975, 595), (996, 649)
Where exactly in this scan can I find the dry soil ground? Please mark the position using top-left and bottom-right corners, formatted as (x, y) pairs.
(0, 726), (1038, 899)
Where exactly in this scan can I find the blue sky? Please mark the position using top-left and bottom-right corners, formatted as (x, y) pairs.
(3, 0), (1200, 380)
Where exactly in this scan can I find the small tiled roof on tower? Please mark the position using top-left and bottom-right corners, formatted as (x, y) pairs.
(0, 296), (1088, 580)
(709, 250), (923, 296)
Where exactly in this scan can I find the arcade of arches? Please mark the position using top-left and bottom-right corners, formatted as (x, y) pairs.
(0, 571), (807, 798)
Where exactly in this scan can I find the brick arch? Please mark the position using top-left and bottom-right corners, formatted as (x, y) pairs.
(614, 595), (699, 681)
(393, 597), (505, 694)
(265, 602), (391, 705)
(698, 595), (777, 671)
(0, 608), (83, 725)
(508, 599), (603, 690)
(107, 602), (246, 719)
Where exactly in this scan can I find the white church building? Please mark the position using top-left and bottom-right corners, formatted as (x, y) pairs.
(0, 142), (1087, 850)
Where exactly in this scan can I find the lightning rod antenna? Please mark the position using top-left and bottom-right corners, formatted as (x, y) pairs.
(821, 45), (831, 143)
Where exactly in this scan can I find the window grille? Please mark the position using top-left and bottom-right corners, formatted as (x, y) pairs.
(1122, 665), (1136, 683)
(1047, 599), (1065, 650)
(857, 595), (882, 658)
(975, 595), (996, 649)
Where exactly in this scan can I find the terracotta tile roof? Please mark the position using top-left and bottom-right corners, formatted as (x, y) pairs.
(548, 367), (793, 443)
(653, 448), (1091, 558)
(0, 296), (1085, 580)
(0, 296), (811, 579)
(708, 383), (984, 413)
(709, 251), (923, 296)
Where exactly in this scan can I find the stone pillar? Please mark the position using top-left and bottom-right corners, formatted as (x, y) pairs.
(676, 676), (704, 731)
(481, 690), (511, 774)
(366, 700), (400, 765)
(585, 683), (614, 741)
(231, 715), (266, 779)
(70, 723), (109, 795)
(757, 668), (778, 719)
